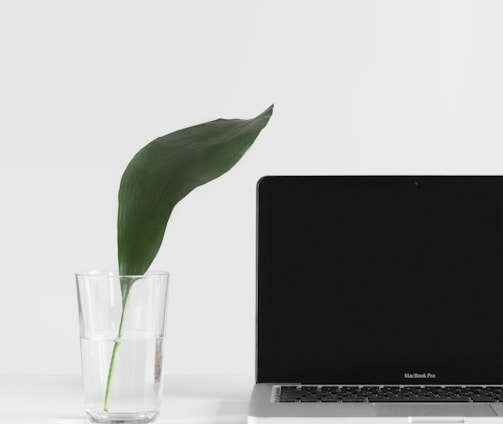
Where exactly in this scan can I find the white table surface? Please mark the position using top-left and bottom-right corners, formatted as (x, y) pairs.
(0, 374), (254, 424)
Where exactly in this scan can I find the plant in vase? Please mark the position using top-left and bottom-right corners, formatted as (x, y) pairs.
(76, 105), (273, 423)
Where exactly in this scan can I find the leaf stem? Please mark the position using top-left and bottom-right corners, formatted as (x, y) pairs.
(103, 285), (130, 412)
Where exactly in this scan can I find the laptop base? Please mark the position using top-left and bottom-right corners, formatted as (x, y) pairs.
(248, 384), (503, 423)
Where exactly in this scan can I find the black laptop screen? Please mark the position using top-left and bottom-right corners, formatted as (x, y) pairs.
(257, 176), (503, 385)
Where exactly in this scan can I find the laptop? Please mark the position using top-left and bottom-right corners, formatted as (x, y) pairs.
(248, 176), (503, 423)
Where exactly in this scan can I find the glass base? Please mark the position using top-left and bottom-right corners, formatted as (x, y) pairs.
(86, 410), (159, 424)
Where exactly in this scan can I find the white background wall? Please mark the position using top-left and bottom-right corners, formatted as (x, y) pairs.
(1, 0), (503, 376)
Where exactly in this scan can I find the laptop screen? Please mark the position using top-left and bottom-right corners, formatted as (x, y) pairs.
(257, 176), (503, 385)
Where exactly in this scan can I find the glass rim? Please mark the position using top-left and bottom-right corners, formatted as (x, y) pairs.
(75, 270), (169, 278)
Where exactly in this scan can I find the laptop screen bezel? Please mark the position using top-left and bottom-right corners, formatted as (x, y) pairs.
(256, 175), (503, 385)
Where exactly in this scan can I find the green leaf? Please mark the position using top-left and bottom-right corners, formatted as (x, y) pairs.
(117, 104), (273, 276)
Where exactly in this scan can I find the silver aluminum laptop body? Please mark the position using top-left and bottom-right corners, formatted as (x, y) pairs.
(248, 176), (503, 423)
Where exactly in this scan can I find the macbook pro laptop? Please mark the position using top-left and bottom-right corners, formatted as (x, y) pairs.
(248, 176), (503, 423)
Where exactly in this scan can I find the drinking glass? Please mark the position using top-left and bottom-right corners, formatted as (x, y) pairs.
(76, 271), (169, 423)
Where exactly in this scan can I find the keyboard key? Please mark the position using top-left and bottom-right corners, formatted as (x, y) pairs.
(472, 396), (497, 402)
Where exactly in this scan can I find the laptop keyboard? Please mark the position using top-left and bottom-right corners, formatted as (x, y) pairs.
(278, 386), (503, 403)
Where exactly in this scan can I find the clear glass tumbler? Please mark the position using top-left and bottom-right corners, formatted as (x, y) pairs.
(75, 271), (169, 424)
